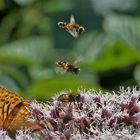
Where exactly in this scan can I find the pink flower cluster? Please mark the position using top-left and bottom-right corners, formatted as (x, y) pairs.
(28, 87), (140, 139)
(1, 87), (140, 140)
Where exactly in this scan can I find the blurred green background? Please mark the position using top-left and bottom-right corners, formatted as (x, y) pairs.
(0, 0), (140, 100)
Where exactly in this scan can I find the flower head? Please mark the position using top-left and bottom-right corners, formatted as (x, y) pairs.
(15, 129), (34, 140)
(28, 87), (140, 139)
(0, 129), (12, 140)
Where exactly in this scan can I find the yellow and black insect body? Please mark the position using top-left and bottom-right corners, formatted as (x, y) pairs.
(58, 92), (81, 103)
(58, 15), (85, 38)
(56, 61), (80, 74)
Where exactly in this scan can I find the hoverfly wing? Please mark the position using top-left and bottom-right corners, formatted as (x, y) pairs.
(57, 68), (66, 75)
(74, 55), (83, 64)
(70, 15), (75, 24)
(69, 30), (79, 38)
(55, 65), (66, 75)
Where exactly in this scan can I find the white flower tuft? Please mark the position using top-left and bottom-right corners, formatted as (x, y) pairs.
(15, 129), (33, 140)
(0, 129), (12, 140)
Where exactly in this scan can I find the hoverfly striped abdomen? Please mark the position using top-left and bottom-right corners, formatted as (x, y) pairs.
(56, 60), (80, 74)
(58, 92), (81, 103)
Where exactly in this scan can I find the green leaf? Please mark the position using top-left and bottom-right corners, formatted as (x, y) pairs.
(0, 73), (21, 92)
(0, 12), (19, 44)
(24, 76), (100, 100)
(0, 37), (54, 66)
(29, 66), (55, 81)
(42, 0), (74, 13)
(87, 41), (140, 71)
(103, 13), (140, 51)
(71, 32), (108, 62)
(17, 8), (52, 38)
(0, 0), (5, 10)
(92, 0), (138, 15)
(13, 0), (35, 6)
(134, 64), (140, 85)
(0, 65), (29, 90)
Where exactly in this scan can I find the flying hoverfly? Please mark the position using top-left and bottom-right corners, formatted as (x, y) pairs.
(58, 92), (81, 103)
(58, 15), (85, 38)
(56, 60), (80, 74)
(56, 56), (83, 74)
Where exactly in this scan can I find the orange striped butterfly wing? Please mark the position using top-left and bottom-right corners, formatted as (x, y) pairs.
(0, 87), (23, 129)
(5, 101), (29, 131)
(6, 101), (34, 131)
(0, 87), (40, 133)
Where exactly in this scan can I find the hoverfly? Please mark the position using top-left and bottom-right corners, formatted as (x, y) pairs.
(56, 60), (80, 74)
(58, 92), (81, 103)
(58, 15), (85, 38)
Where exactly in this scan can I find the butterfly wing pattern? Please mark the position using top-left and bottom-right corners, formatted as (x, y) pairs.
(0, 87), (40, 134)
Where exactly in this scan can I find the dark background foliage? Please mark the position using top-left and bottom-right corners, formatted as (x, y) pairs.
(0, 0), (140, 100)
